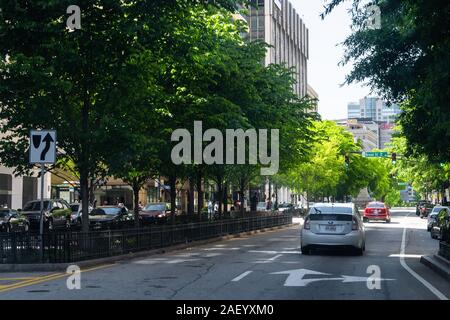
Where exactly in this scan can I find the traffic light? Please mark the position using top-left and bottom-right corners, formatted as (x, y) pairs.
(345, 155), (350, 168)
(391, 152), (397, 164)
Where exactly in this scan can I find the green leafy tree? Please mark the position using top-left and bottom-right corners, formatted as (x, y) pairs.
(323, 0), (450, 162)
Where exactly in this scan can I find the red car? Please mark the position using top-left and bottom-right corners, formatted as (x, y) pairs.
(363, 202), (391, 223)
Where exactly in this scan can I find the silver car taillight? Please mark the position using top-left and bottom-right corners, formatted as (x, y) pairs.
(352, 217), (359, 230)
(304, 217), (310, 230)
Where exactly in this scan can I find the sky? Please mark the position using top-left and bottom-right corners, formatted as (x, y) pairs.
(291, 0), (373, 120)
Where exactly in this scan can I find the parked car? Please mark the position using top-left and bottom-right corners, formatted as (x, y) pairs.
(416, 201), (433, 218)
(256, 202), (268, 212)
(427, 206), (449, 231)
(89, 205), (134, 230)
(68, 202), (93, 229)
(0, 208), (30, 233)
(277, 203), (294, 213)
(20, 199), (72, 231)
(300, 203), (366, 255)
(139, 202), (171, 225)
(363, 201), (391, 223)
(430, 207), (450, 240)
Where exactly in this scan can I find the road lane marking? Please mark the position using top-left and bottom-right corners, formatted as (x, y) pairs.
(0, 263), (116, 293)
(400, 220), (448, 300)
(232, 271), (253, 282)
(268, 254), (282, 261)
(249, 250), (300, 254)
(271, 268), (395, 287)
(254, 254), (284, 264)
(0, 277), (37, 280)
(389, 254), (422, 258)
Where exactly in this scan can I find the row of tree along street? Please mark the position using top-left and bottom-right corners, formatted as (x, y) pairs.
(1, 1), (449, 235)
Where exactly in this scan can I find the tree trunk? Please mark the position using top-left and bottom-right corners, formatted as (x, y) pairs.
(188, 178), (194, 215)
(80, 168), (89, 233)
(169, 175), (176, 224)
(217, 181), (223, 219)
(197, 170), (204, 220)
(133, 182), (140, 228)
(224, 184), (228, 216)
(240, 179), (245, 217)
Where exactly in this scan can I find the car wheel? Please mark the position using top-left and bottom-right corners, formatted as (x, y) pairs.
(363, 217), (369, 223)
(355, 247), (364, 256)
(385, 218), (391, 223)
(301, 246), (310, 255)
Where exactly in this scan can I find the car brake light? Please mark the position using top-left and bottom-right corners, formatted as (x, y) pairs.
(304, 217), (310, 230)
(352, 217), (359, 230)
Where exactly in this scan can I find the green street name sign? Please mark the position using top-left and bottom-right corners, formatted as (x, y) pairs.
(362, 151), (388, 158)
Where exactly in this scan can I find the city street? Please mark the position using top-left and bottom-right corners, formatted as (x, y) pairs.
(0, 209), (448, 300)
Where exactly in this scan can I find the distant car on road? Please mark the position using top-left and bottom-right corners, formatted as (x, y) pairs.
(20, 199), (72, 231)
(0, 208), (30, 233)
(430, 207), (450, 240)
(363, 201), (391, 223)
(300, 203), (366, 255)
(89, 205), (134, 230)
(416, 201), (433, 218)
(139, 202), (171, 225)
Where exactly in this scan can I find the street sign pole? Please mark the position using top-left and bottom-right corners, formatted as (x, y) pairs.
(39, 163), (45, 263)
(29, 130), (56, 263)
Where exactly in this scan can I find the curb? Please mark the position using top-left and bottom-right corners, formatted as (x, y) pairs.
(0, 224), (295, 272)
(420, 254), (450, 282)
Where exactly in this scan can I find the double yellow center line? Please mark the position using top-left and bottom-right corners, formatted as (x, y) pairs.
(0, 263), (116, 293)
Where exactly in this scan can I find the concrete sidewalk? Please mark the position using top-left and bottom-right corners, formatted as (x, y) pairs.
(421, 254), (450, 282)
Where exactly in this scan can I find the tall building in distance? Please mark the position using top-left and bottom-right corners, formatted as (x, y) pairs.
(306, 84), (319, 113)
(347, 97), (401, 123)
(242, 0), (309, 98)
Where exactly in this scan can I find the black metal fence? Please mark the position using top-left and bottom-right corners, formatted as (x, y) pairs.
(0, 214), (292, 264)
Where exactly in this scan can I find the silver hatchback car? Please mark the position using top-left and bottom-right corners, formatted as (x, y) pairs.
(300, 203), (366, 255)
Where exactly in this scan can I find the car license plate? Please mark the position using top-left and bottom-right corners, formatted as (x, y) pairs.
(325, 225), (337, 232)
(374, 210), (379, 214)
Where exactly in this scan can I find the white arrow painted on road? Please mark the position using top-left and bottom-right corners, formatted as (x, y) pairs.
(271, 269), (395, 287)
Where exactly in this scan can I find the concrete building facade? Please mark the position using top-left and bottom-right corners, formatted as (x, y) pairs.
(243, 0), (309, 98)
(347, 97), (401, 123)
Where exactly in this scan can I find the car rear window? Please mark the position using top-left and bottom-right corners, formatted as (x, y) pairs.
(308, 207), (353, 214)
(367, 203), (385, 208)
(309, 214), (353, 221)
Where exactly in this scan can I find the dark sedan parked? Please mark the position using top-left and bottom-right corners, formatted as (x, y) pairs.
(0, 208), (30, 233)
(20, 199), (72, 231)
(89, 206), (134, 230)
(139, 203), (171, 225)
(430, 207), (450, 240)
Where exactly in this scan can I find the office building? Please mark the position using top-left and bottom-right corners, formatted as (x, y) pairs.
(347, 97), (401, 123)
(242, 0), (309, 98)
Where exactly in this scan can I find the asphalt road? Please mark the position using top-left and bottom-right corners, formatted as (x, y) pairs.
(1, 209), (449, 300)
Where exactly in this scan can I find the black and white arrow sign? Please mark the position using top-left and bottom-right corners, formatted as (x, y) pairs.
(29, 130), (57, 164)
(271, 268), (395, 287)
